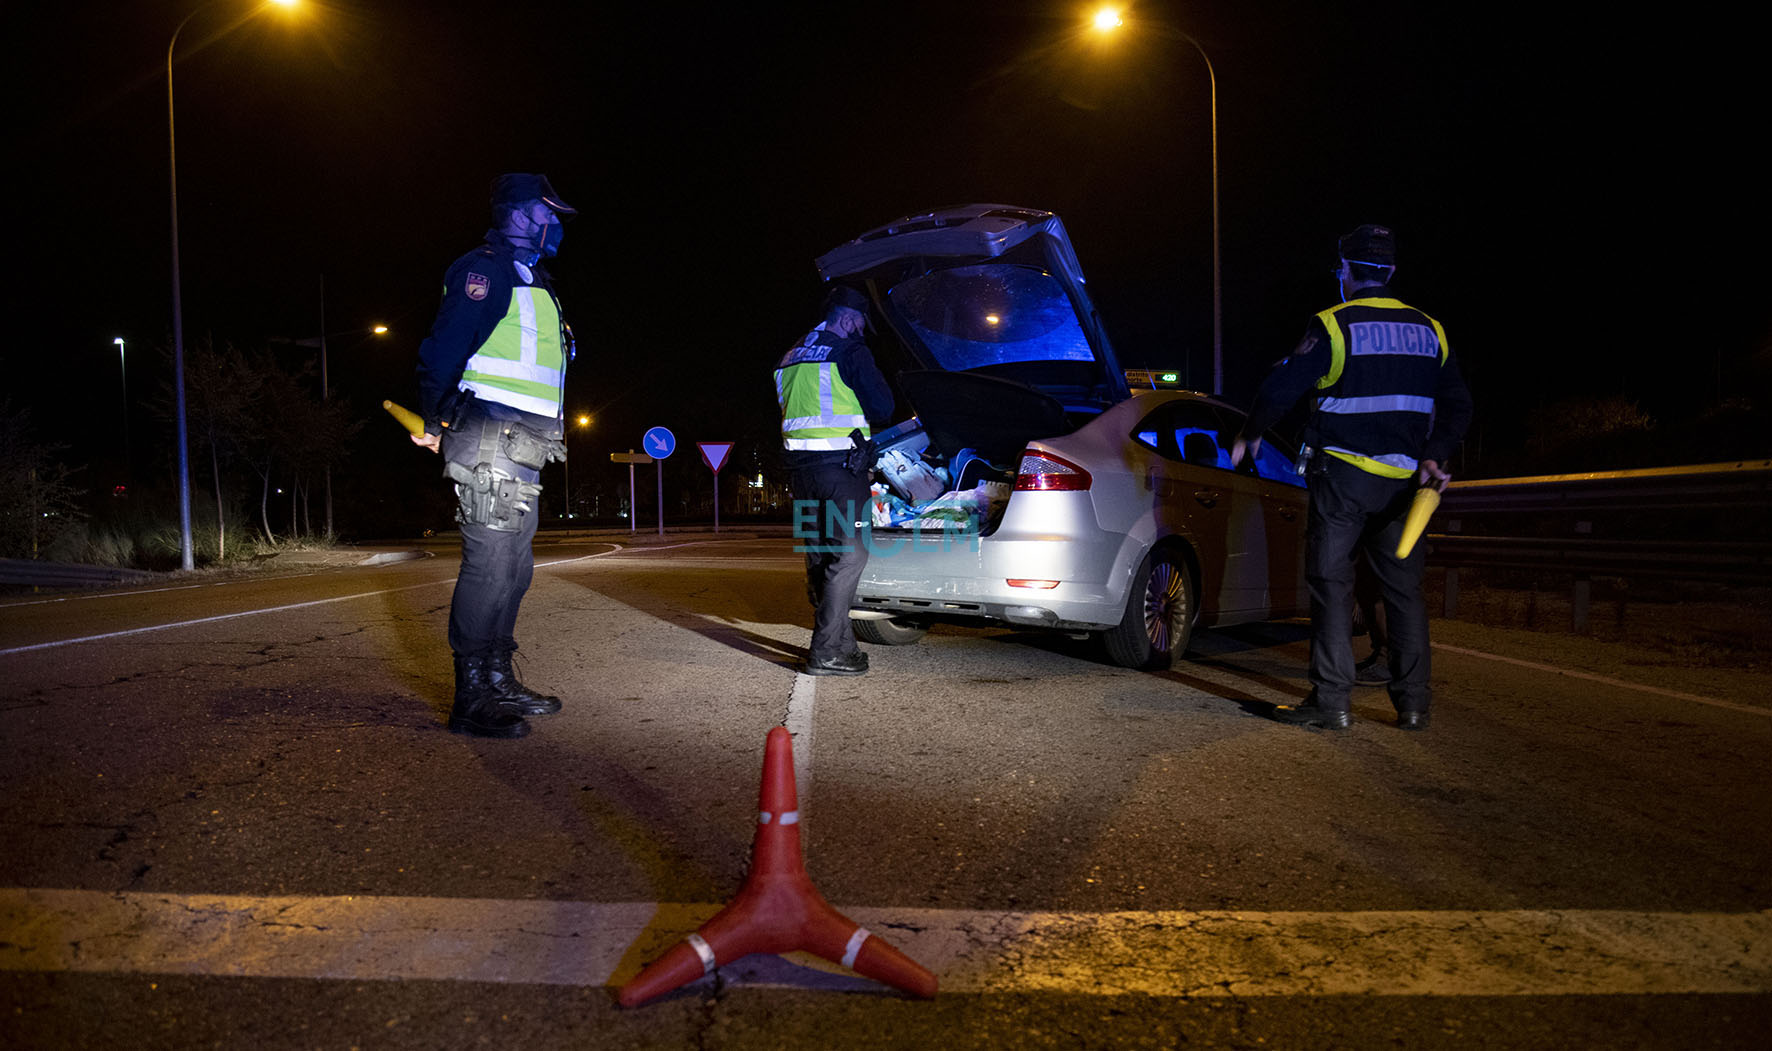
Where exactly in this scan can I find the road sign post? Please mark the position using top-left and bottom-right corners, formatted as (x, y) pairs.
(643, 427), (676, 538)
(610, 450), (655, 534)
(698, 442), (733, 533)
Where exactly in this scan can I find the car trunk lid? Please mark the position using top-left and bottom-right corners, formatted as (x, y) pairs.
(816, 204), (1131, 416)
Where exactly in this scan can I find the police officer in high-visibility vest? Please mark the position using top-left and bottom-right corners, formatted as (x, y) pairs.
(413, 174), (577, 738)
(1232, 225), (1473, 731)
(776, 285), (894, 676)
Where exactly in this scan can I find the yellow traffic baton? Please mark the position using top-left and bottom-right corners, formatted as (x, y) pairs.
(382, 399), (425, 437)
(1394, 486), (1441, 560)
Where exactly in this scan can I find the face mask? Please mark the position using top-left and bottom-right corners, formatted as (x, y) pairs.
(513, 210), (562, 260)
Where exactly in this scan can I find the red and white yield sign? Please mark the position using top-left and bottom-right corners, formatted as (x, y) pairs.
(698, 441), (734, 473)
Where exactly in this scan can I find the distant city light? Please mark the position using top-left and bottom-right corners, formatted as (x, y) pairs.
(1092, 6), (1123, 31)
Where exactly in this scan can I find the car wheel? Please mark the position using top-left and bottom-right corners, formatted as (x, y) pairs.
(852, 615), (929, 646)
(1100, 548), (1194, 669)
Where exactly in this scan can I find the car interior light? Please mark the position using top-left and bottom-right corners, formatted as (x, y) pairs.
(1006, 579), (1060, 589)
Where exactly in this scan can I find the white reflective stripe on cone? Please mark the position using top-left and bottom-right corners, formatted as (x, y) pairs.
(841, 927), (870, 969)
(687, 932), (717, 974)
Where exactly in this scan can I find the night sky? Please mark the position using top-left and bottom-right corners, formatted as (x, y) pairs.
(10, 1), (1768, 529)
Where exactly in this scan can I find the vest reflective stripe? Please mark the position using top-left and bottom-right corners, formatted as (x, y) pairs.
(775, 325), (870, 451)
(460, 282), (566, 418)
(1318, 394), (1436, 416)
(1323, 447), (1418, 477)
(1315, 297), (1448, 390)
(784, 435), (860, 452)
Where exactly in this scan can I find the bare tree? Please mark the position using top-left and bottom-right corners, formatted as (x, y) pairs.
(0, 401), (84, 559)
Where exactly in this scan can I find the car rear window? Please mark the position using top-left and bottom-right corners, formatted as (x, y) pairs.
(887, 263), (1093, 370)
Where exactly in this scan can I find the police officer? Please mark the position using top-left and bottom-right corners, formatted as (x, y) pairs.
(1231, 225), (1472, 730)
(776, 285), (894, 676)
(413, 174), (577, 738)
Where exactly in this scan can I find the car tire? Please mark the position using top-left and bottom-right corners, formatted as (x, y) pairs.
(1099, 548), (1194, 670)
(852, 615), (930, 646)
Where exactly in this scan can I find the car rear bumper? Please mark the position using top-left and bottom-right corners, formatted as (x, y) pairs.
(852, 527), (1129, 631)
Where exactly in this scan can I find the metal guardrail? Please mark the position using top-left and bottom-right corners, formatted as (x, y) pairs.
(0, 558), (160, 590)
(1435, 459), (1772, 514)
(1423, 459), (1772, 629)
(1426, 536), (1772, 584)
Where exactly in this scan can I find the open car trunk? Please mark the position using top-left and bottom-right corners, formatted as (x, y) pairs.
(867, 371), (1078, 537)
(815, 205), (1133, 538)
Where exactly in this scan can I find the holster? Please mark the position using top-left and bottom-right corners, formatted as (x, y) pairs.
(842, 428), (876, 477)
(500, 421), (567, 471)
(446, 461), (542, 532)
(440, 409), (557, 532)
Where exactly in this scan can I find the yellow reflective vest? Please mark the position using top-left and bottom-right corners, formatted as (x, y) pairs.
(775, 324), (870, 452)
(459, 267), (567, 419)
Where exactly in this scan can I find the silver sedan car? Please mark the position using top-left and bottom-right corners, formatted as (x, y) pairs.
(816, 204), (1309, 668)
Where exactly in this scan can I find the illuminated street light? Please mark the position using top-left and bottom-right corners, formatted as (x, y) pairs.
(167, 0), (303, 568)
(1091, 6), (1222, 395)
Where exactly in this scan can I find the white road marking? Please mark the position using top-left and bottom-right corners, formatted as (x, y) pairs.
(3, 888), (1768, 997)
(0, 580), (456, 656)
(1433, 642), (1771, 717)
(0, 581), (211, 608)
(784, 672), (818, 813)
(0, 548), (625, 657)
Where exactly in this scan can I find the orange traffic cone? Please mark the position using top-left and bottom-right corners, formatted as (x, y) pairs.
(617, 727), (938, 1007)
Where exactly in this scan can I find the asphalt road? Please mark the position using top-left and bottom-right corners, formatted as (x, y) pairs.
(3, 531), (1769, 1049)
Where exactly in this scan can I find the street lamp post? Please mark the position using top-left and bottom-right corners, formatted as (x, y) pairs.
(166, 0), (300, 568)
(318, 274), (332, 538)
(114, 338), (130, 485)
(279, 316), (387, 537)
(167, 12), (198, 569)
(1092, 7), (1222, 395)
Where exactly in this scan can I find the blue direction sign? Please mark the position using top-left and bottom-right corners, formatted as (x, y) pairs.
(643, 426), (676, 459)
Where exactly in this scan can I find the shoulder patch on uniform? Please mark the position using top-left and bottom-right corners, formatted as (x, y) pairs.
(1294, 334), (1320, 356)
(464, 272), (490, 301)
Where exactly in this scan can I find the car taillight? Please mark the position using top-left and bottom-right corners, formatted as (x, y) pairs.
(1014, 449), (1092, 491)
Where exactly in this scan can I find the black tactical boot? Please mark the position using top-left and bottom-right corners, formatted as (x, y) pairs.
(488, 647), (563, 716)
(448, 654), (531, 738)
(1271, 697), (1353, 730)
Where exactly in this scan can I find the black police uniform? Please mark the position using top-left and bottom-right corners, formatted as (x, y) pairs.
(415, 177), (574, 737)
(778, 308), (894, 672)
(1239, 233), (1472, 728)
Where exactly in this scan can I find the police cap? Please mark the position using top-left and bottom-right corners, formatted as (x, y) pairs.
(823, 284), (870, 315)
(490, 173), (577, 218)
(1337, 224), (1395, 266)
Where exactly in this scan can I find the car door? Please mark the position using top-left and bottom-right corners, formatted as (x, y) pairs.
(1132, 399), (1269, 614)
(1218, 407), (1310, 616)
